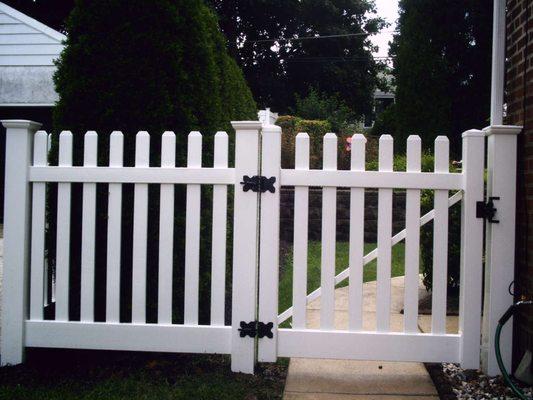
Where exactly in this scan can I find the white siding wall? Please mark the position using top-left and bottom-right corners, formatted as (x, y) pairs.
(0, 3), (65, 105)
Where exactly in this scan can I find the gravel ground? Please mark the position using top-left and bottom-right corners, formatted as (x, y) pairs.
(428, 362), (532, 399)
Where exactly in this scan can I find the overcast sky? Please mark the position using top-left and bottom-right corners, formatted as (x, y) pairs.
(370, 0), (400, 58)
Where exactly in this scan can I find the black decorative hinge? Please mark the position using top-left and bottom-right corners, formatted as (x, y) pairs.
(238, 321), (274, 339)
(240, 175), (276, 193)
(476, 197), (500, 223)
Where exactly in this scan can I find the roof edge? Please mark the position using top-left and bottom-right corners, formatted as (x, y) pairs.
(0, 1), (66, 42)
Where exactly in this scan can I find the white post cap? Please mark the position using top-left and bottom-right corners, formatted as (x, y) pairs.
(482, 125), (522, 136)
(1, 120), (42, 130)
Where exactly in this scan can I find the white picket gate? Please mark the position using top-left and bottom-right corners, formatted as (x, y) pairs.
(256, 128), (485, 370)
(0, 119), (521, 375)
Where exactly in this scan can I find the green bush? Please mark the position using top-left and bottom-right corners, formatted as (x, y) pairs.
(295, 119), (331, 169)
(276, 115), (300, 169)
(366, 151), (461, 293)
(365, 151), (435, 172)
(293, 88), (356, 133)
(276, 116), (331, 169)
(370, 103), (397, 138)
(418, 160), (461, 293)
(51, 0), (256, 323)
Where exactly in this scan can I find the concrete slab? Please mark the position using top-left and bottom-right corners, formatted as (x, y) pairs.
(308, 276), (430, 314)
(284, 358), (438, 396)
(305, 309), (405, 331)
(283, 276), (440, 399)
(418, 314), (459, 334)
(284, 393), (439, 400)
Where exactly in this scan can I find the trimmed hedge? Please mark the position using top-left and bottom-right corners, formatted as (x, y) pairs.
(276, 116), (331, 169)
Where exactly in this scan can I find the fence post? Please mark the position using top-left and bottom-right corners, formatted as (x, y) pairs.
(230, 121), (262, 373)
(459, 129), (485, 370)
(481, 125), (522, 376)
(1, 120), (41, 366)
(258, 124), (281, 362)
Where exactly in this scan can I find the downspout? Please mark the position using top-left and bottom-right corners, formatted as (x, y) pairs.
(490, 0), (506, 125)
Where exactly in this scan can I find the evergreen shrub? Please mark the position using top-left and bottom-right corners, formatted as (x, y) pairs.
(51, 0), (256, 323)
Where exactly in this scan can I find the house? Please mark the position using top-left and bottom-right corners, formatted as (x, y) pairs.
(0, 2), (65, 222)
(0, 1), (64, 122)
(363, 73), (395, 129)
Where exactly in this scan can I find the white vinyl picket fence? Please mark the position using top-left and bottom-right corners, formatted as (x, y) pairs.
(0, 119), (521, 375)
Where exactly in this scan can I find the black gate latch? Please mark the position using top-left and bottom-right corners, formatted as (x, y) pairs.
(476, 197), (500, 223)
(238, 321), (274, 339)
(240, 175), (276, 193)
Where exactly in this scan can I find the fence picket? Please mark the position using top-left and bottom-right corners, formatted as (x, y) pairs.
(210, 132), (228, 326)
(432, 136), (449, 334)
(348, 134), (366, 331)
(158, 131), (176, 324)
(132, 131), (150, 324)
(404, 135), (421, 333)
(106, 131), (123, 323)
(292, 133), (310, 329)
(184, 132), (202, 325)
(80, 131), (98, 322)
(56, 131), (73, 321)
(29, 131), (48, 320)
(320, 133), (337, 330)
(44, 133), (52, 306)
(376, 135), (393, 332)
(258, 124), (282, 362)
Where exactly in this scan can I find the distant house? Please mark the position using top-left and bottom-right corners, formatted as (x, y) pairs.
(0, 1), (64, 126)
(364, 73), (395, 129)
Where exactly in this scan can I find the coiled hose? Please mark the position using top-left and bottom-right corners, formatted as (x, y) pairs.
(495, 300), (533, 399)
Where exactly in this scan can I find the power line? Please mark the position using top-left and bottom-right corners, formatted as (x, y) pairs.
(246, 31), (398, 44)
(283, 55), (395, 63)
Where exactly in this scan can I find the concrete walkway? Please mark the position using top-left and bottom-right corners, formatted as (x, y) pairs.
(283, 276), (456, 399)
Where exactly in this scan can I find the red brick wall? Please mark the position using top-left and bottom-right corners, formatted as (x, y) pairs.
(506, 0), (533, 368)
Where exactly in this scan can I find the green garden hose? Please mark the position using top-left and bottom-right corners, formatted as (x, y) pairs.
(495, 300), (533, 400)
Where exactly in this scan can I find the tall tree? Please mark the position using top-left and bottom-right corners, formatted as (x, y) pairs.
(210, 0), (385, 116)
(51, 0), (256, 322)
(390, 0), (492, 154)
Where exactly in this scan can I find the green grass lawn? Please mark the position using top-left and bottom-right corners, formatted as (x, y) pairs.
(0, 350), (288, 400)
(279, 241), (406, 314)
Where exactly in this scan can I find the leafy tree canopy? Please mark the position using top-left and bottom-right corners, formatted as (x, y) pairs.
(53, 0), (256, 164)
(210, 0), (386, 117)
(390, 0), (492, 154)
(7, 0), (386, 121)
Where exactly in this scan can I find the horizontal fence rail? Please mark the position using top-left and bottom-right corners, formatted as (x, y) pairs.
(280, 170), (463, 190)
(28, 166), (235, 184)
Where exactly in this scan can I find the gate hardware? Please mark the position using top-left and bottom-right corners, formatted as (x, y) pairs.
(238, 321), (274, 339)
(240, 175), (276, 193)
(476, 197), (500, 223)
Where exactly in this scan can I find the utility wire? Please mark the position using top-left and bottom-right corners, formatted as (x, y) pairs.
(284, 55), (395, 63)
(246, 31), (398, 44)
